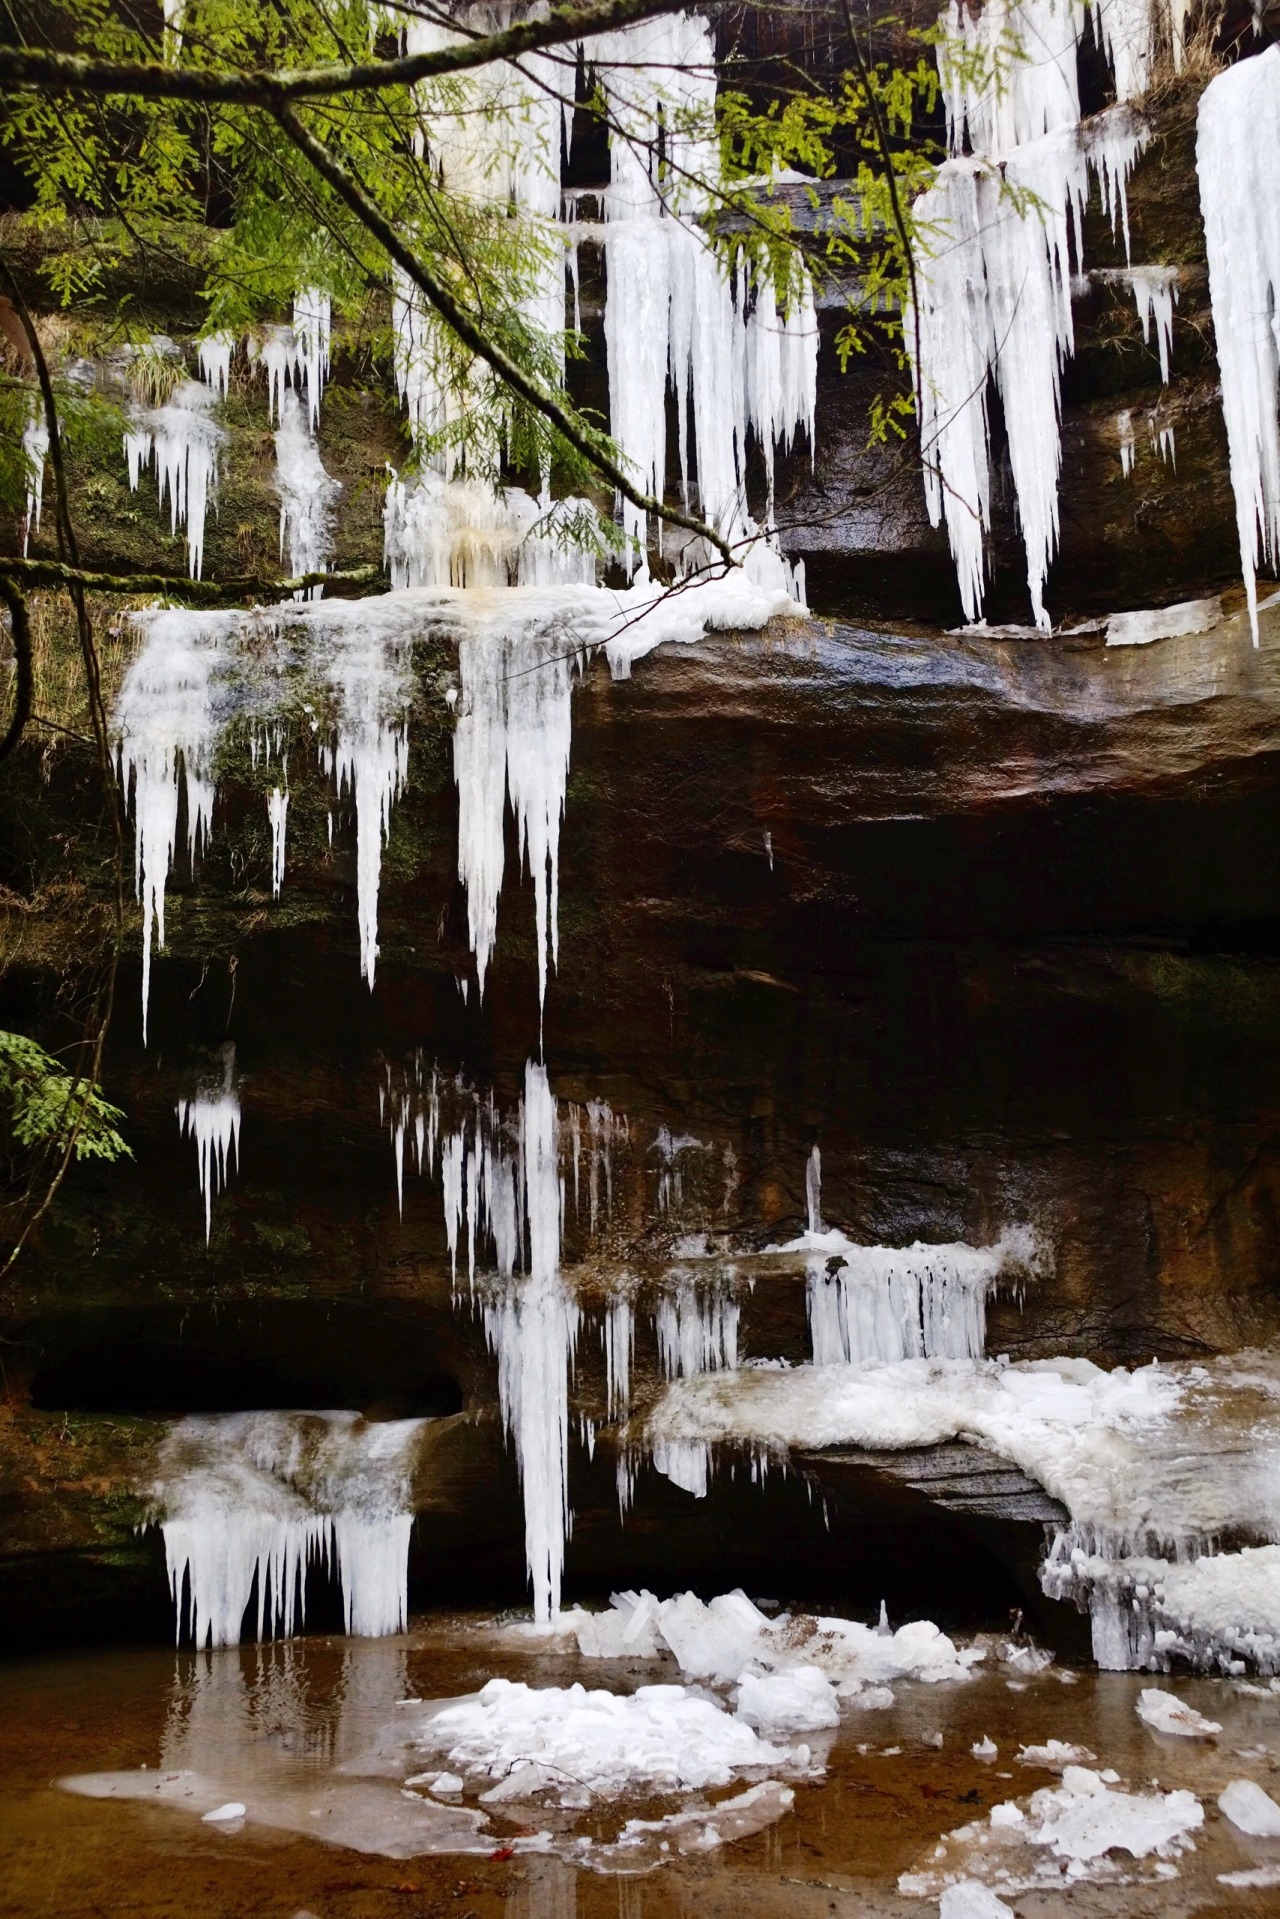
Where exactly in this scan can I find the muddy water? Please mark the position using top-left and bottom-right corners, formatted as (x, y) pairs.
(3, 1616), (1280, 1919)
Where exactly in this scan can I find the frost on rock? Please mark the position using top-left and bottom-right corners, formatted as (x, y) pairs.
(123, 378), (224, 579)
(1197, 45), (1280, 641)
(275, 387), (339, 583)
(176, 1042), (241, 1244)
(151, 1409), (426, 1646)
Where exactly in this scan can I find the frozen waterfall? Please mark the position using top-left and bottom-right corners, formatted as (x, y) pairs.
(275, 387), (339, 583)
(153, 1409), (425, 1646)
(482, 1062), (580, 1623)
(913, 0), (1156, 627)
(1197, 44), (1280, 642)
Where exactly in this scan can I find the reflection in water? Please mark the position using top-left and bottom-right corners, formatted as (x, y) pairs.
(507, 1857), (578, 1919)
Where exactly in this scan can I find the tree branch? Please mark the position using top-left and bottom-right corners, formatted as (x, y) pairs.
(271, 100), (737, 566)
(0, 574), (33, 763)
(0, 0), (682, 105)
(0, 557), (385, 603)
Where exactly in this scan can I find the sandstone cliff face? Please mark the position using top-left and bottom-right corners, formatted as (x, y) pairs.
(4, 600), (1280, 1642)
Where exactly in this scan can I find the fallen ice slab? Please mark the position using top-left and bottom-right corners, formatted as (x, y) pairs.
(408, 1677), (799, 1799)
(560, 1588), (981, 1694)
(735, 1667), (839, 1733)
(1136, 1688), (1222, 1737)
(1219, 1777), (1280, 1835)
(900, 1764), (1204, 1898)
(60, 1766), (493, 1858)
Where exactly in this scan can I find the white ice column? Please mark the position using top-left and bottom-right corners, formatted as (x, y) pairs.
(1197, 45), (1280, 641)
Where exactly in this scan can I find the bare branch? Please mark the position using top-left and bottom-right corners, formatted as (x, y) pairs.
(0, 0), (685, 105)
(0, 574), (33, 763)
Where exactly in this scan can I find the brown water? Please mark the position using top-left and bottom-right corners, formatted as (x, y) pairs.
(3, 1618), (1279, 1919)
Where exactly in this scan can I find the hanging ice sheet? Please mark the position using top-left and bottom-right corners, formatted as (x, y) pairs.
(123, 378), (224, 580)
(1197, 45), (1280, 642)
(152, 1409), (426, 1646)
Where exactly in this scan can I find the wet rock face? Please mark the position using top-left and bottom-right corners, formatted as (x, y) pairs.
(4, 606), (1280, 1641)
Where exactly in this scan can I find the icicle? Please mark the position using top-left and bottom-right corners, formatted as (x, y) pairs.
(805, 1145), (823, 1236)
(483, 1062), (579, 1622)
(1118, 409), (1137, 477)
(197, 331), (235, 401)
(115, 609), (231, 1043)
(292, 287), (331, 429)
(176, 1043), (241, 1244)
(154, 1409), (423, 1647)
(21, 402), (48, 555)
(275, 387), (339, 586)
(650, 1436), (711, 1497)
(1196, 46), (1280, 642)
(324, 625), (412, 987)
(123, 379), (223, 580)
(267, 786), (288, 897)
(604, 1296), (634, 1416)
(655, 1278), (739, 1380)
(453, 618), (579, 1006)
(803, 1232), (1032, 1365)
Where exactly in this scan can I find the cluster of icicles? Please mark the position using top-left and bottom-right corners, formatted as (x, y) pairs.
(913, 0), (1280, 638)
(156, 1051), (1027, 1645)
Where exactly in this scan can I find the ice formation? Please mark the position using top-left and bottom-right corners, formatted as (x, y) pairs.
(1218, 1778), (1280, 1837)
(1129, 265), (1177, 383)
(655, 1277), (740, 1380)
(648, 1351), (1280, 1673)
(267, 783), (288, 895)
(115, 607), (237, 1042)
(274, 387), (339, 582)
(1197, 45), (1280, 641)
(900, 1764), (1204, 1899)
(20, 401), (48, 554)
(453, 615), (579, 1004)
(123, 378), (224, 578)
(197, 331), (234, 400)
(409, 1675), (795, 1798)
(321, 611), (413, 986)
(176, 1042), (241, 1243)
(480, 1062), (579, 1622)
(382, 9), (814, 599)
(802, 1232), (1026, 1366)
(562, 1588), (980, 1700)
(292, 287), (331, 428)
(152, 1409), (425, 1646)
(591, 14), (816, 571)
(1134, 1686), (1221, 1735)
(913, 0), (1156, 627)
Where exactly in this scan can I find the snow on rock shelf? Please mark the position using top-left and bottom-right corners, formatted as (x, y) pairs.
(151, 1409), (426, 1646)
(646, 1351), (1280, 1673)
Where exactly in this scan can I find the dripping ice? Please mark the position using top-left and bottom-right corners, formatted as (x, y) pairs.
(1196, 44), (1280, 640)
(176, 1042), (241, 1244)
(153, 1408), (424, 1646)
